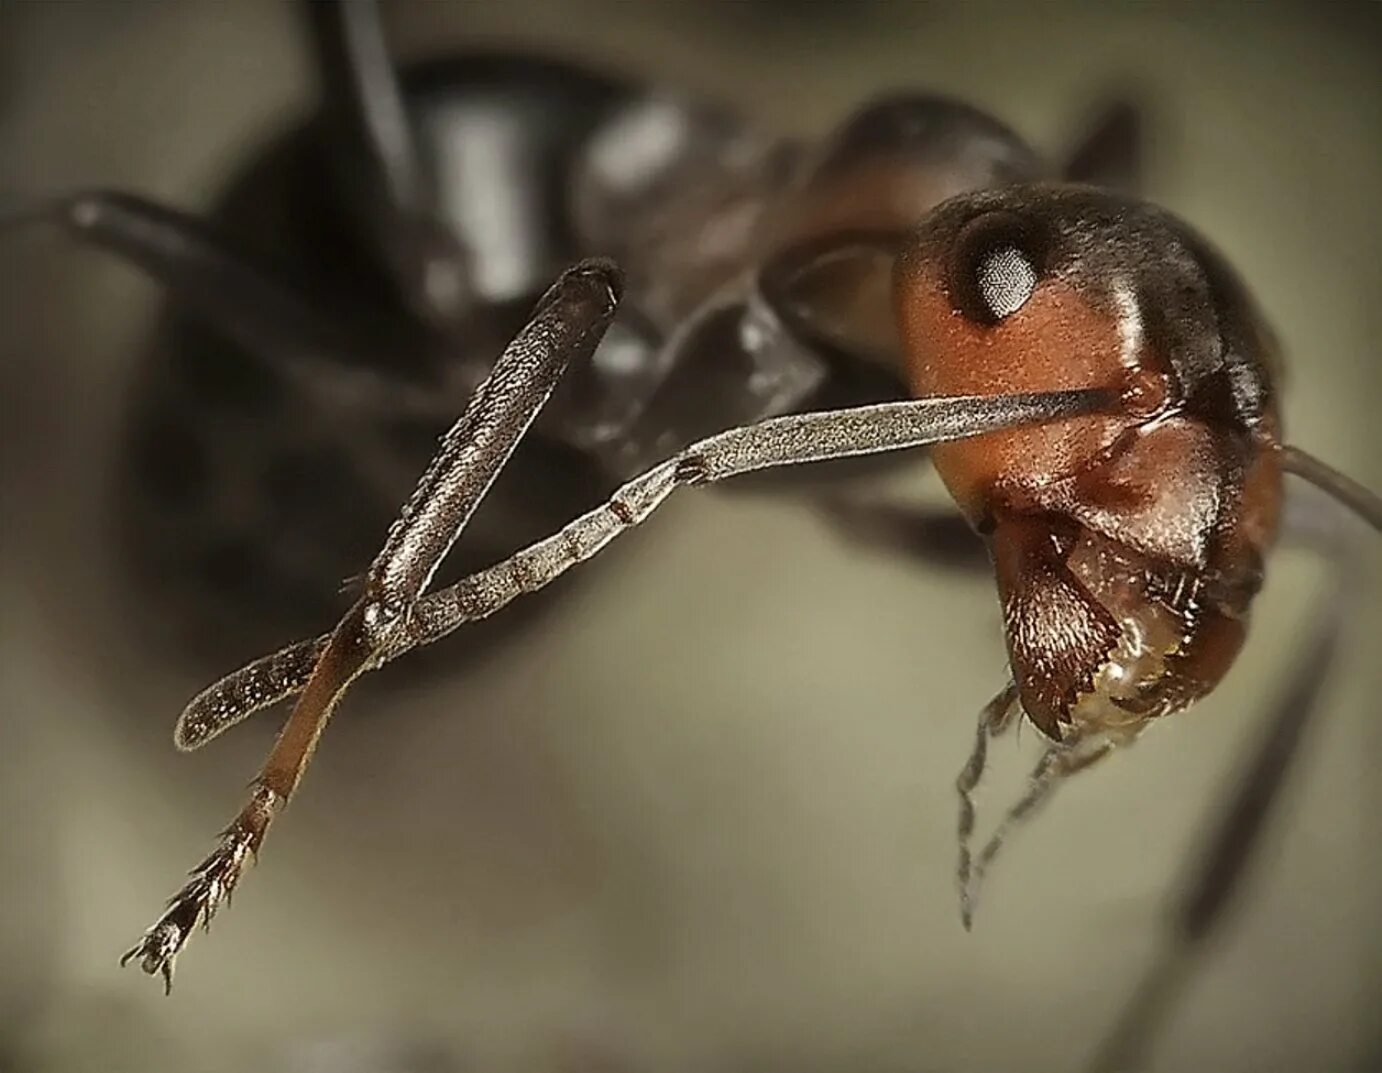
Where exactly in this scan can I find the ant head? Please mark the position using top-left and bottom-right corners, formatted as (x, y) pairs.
(894, 184), (1278, 433)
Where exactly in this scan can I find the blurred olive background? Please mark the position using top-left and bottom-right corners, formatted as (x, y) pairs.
(2, 3), (1380, 1072)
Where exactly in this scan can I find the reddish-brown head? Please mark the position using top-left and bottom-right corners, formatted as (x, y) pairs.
(894, 185), (1284, 739)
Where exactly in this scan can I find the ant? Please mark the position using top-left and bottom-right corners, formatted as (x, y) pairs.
(6, 5), (1378, 1071)
(2, 7), (1137, 657)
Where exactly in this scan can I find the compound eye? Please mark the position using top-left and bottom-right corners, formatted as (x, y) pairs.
(948, 209), (1048, 325)
(975, 245), (1036, 319)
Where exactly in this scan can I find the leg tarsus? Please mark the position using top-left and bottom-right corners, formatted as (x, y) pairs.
(132, 261), (624, 989)
(121, 783), (280, 993)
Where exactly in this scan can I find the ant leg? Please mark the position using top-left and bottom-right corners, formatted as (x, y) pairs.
(300, 0), (472, 328)
(172, 385), (1119, 749)
(1085, 491), (1364, 1073)
(1, 190), (447, 412)
(393, 386), (1119, 655)
(123, 261), (621, 990)
(302, 0), (426, 220)
(364, 261), (621, 611)
(956, 683), (1019, 928)
(121, 613), (371, 994)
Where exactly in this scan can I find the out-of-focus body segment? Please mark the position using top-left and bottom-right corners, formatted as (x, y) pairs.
(896, 185), (1284, 739)
(752, 95), (1043, 373)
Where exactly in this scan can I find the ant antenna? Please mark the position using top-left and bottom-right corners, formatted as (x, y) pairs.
(1279, 445), (1382, 531)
